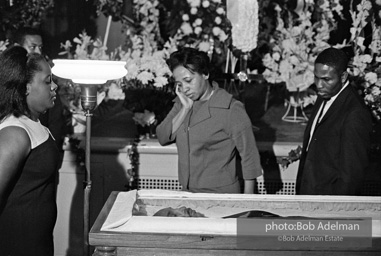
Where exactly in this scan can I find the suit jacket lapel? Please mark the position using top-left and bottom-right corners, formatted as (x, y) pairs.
(189, 102), (211, 127)
(303, 97), (324, 147)
(317, 86), (351, 127)
(189, 86), (232, 127)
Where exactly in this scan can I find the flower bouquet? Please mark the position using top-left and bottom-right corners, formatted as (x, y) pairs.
(120, 29), (174, 126)
(337, 0), (381, 121)
(170, 0), (229, 54)
(261, 1), (344, 108)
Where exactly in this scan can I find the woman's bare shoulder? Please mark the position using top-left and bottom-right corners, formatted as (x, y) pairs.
(0, 126), (31, 153)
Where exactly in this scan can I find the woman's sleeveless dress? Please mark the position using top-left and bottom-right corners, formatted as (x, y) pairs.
(0, 115), (59, 256)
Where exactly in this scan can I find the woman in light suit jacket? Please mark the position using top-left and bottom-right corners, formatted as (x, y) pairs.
(157, 47), (262, 194)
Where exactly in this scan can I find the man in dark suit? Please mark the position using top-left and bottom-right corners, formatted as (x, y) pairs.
(296, 48), (372, 195)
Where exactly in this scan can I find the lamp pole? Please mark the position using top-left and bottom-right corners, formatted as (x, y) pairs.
(80, 84), (98, 256)
(51, 59), (127, 256)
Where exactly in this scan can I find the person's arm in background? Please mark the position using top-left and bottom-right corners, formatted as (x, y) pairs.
(229, 101), (262, 194)
(0, 127), (30, 213)
(243, 180), (255, 194)
(335, 108), (372, 195)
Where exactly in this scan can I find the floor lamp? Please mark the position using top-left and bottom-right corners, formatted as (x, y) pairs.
(52, 59), (127, 256)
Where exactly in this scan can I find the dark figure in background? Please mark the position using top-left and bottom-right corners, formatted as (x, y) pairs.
(157, 47), (262, 194)
(0, 46), (60, 255)
(296, 48), (372, 195)
(12, 26), (67, 156)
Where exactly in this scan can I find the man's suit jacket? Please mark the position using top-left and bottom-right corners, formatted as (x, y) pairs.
(296, 85), (372, 195)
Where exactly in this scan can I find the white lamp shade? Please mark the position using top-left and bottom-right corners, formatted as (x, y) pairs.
(52, 59), (128, 84)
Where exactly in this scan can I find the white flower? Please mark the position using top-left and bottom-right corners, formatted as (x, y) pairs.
(218, 30), (228, 41)
(371, 86), (381, 96)
(216, 7), (224, 15)
(194, 26), (202, 35)
(107, 83), (125, 100)
(202, 1), (210, 8)
(214, 16), (222, 25)
(198, 41), (211, 52)
(188, 0), (201, 8)
(365, 72), (378, 85)
(272, 52), (281, 61)
(180, 22), (193, 35)
(195, 18), (202, 26)
(190, 7), (198, 15)
(182, 14), (190, 21)
(212, 26), (221, 36)
(290, 26), (302, 37)
(153, 76), (168, 88)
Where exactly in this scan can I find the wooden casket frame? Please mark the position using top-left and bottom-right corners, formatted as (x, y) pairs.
(90, 190), (381, 255)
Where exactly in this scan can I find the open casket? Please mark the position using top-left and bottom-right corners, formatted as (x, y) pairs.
(90, 190), (381, 255)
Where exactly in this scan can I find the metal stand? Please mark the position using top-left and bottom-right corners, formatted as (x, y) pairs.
(83, 110), (92, 256)
(80, 85), (98, 256)
(282, 91), (308, 123)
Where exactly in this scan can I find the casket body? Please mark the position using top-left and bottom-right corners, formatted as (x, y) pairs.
(90, 190), (381, 255)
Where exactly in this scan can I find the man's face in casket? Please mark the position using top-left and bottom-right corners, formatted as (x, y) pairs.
(154, 206), (204, 217)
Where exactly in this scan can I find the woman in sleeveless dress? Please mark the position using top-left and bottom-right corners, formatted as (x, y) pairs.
(0, 46), (59, 256)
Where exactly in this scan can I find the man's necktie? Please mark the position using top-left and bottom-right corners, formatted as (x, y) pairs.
(315, 100), (327, 127)
(307, 100), (327, 150)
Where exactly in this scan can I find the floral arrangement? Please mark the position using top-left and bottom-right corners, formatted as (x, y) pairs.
(170, 0), (230, 57)
(261, 0), (343, 95)
(131, 0), (162, 46)
(59, 30), (111, 60)
(115, 0), (175, 127)
(122, 34), (172, 89)
(121, 32), (174, 128)
(337, 0), (381, 121)
(227, 0), (258, 53)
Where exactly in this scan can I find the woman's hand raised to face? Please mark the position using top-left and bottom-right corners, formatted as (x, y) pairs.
(176, 84), (193, 110)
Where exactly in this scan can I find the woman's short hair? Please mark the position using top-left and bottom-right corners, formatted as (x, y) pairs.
(167, 47), (210, 76)
(0, 46), (46, 121)
(315, 47), (349, 74)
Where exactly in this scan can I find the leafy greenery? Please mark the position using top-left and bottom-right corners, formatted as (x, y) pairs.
(0, 0), (54, 39)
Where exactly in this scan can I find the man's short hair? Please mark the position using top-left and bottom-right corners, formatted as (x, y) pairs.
(315, 47), (349, 74)
(12, 27), (42, 45)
